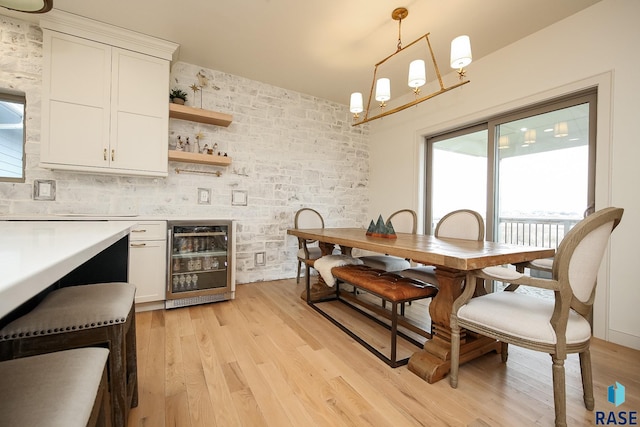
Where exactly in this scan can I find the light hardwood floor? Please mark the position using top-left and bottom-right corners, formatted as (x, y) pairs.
(128, 278), (640, 426)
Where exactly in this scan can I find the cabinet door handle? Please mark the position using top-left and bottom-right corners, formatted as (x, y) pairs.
(103, 148), (107, 161)
(111, 149), (115, 161)
(130, 243), (147, 247)
(131, 229), (147, 233)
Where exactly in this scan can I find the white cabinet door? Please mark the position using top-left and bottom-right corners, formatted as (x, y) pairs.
(41, 30), (169, 177)
(130, 240), (167, 303)
(111, 48), (168, 174)
(129, 221), (167, 304)
(41, 32), (111, 167)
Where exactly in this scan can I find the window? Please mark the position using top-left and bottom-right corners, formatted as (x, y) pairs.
(0, 93), (26, 182)
(425, 90), (596, 246)
(426, 125), (487, 232)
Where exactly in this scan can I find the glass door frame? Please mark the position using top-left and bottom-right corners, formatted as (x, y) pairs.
(485, 90), (597, 241)
(423, 88), (597, 242)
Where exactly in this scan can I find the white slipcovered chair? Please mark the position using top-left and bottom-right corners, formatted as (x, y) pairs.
(449, 207), (623, 427)
(522, 204), (596, 278)
(400, 209), (485, 284)
(358, 209), (417, 271)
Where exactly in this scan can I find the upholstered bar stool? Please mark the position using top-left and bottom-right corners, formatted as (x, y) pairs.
(0, 347), (111, 427)
(0, 282), (137, 427)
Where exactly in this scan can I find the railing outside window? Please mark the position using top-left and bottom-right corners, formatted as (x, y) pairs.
(496, 217), (580, 249)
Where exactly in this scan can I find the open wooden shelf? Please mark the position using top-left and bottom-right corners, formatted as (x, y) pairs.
(168, 150), (232, 166)
(168, 103), (233, 127)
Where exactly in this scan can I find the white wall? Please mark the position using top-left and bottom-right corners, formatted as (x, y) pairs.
(367, 0), (640, 349)
(0, 15), (370, 285)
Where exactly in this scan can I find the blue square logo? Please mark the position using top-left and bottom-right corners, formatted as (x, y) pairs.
(608, 382), (625, 407)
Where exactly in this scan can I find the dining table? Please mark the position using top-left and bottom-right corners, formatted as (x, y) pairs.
(287, 227), (555, 383)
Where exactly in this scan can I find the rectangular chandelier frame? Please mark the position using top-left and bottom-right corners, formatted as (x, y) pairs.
(353, 32), (470, 126)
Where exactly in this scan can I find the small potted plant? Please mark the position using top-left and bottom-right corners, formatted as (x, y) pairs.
(169, 88), (188, 105)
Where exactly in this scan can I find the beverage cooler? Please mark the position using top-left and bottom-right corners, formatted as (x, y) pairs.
(166, 220), (235, 309)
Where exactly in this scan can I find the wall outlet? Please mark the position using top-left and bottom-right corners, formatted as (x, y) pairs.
(197, 188), (211, 204)
(255, 252), (266, 266)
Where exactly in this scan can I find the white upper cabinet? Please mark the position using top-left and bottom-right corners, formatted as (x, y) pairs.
(39, 11), (178, 177)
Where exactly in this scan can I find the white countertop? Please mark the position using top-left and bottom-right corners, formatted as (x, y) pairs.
(0, 221), (137, 318)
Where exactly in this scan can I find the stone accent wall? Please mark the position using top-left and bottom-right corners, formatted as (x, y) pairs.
(0, 15), (370, 283)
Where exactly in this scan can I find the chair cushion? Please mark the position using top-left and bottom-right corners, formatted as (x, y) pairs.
(0, 347), (109, 427)
(0, 282), (135, 340)
(297, 246), (322, 260)
(398, 266), (437, 285)
(529, 258), (554, 270)
(456, 291), (591, 345)
(481, 266), (524, 281)
(359, 255), (411, 272)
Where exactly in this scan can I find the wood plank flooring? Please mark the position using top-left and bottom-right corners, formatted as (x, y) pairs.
(128, 278), (640, 426)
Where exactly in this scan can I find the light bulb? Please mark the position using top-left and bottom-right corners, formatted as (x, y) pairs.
(450, 35), (472, 69)
(408, 59), (426, 89)
(375, 78), (391, 102)
(350, 92), (363, 114)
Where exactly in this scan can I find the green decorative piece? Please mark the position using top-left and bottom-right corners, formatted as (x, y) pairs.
(365, 214), (397, 239)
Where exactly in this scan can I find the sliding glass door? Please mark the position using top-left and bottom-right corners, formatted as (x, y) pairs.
(426, 90), (596, 247)
(427, 126), (487, 233)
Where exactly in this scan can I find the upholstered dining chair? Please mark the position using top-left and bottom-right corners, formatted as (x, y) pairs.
(449, 207), (623, 427)
(521, 204), (596, 278)
(400, 209), (485, 284)
(295, 208), (326, 283)
(358, 209), (417, 271)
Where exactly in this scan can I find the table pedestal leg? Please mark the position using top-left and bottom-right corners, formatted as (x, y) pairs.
(408, 268), (501, 383)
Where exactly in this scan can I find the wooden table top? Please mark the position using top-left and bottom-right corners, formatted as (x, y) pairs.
(288, 227), (555, 271)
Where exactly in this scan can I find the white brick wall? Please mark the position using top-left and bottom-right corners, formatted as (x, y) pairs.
(0, 15), (370, 284)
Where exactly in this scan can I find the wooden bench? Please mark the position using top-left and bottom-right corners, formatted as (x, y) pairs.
(308, 264), (438, 367)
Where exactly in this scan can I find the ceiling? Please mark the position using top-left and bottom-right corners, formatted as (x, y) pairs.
(2, 0), (601, 105)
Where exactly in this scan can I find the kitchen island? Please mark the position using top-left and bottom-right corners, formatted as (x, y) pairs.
(0, 221), (136, 320)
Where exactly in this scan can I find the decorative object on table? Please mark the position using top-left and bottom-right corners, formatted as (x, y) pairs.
(169, 88), (187, 105)
(349, 7), (471, 126)
(189, 83), (202, 108)
(366, 214), (397, 238)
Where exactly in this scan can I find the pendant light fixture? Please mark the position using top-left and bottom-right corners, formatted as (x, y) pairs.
(350, 7), (472, 126)
(0, 0), (52, 13)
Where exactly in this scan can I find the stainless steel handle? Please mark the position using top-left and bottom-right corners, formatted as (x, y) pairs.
(130, 243), (147, 247)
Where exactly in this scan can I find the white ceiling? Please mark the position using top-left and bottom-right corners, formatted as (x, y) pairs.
(3, 0), (601, 105)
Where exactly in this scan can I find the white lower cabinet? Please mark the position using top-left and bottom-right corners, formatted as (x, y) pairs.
(129, 221), (167, 307)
